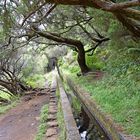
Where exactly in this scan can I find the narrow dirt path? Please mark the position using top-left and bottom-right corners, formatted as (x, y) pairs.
(0, 89), (49, 140)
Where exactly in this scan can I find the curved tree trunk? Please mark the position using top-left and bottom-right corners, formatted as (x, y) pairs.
(77, 44), (90, 74)
(0, 80), (28, 95)
(35, 29), (90, 74)
(0, 81), (15, 94)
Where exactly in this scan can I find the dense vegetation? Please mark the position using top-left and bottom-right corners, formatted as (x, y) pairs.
(0, 0), (140, 138)
(60, 9), (140, 137)
(61, 15), (140, 137)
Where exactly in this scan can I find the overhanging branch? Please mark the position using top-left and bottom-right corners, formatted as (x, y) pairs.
(21, 1), (47, 27)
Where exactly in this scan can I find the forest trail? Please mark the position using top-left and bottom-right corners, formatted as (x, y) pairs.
(0, 89), (49, 140)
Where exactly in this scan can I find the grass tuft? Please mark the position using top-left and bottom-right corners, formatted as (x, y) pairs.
(35, 104), (49, 140)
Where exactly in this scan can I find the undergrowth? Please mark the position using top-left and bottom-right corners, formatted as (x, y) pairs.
(0, 100), (18, 114)
(0, 92), (19, 115)
(69, 73), (140, 137)
(36, 104), (49, 140)
(24, 74), (46, 88)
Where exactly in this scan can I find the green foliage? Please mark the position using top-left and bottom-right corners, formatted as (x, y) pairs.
(73, 75), (140, 137)
(92, 77), (140, 136)
(36, 104), (48, 140)
(22, 65), (34, 78)
(104, 47), (140, 78)
(60, 50), (79, 74)
(40, 105), (49, 123)
(87, 8), (112, 32)
(61, 9), (140, 138)
(61, 55), (80, 74)
(0, 92), (13, 101)
(86, 54), (105, 70)
(70, 95), (81, 115)
(108, 19), (122, 39)
(0, 98), (19, 114)
(24, 74), (45, 88)
(68, 65), (80, 74)
(16, 5), (27, 15)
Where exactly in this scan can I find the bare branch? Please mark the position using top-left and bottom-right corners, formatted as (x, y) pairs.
(34, 4), (57, 23)
(108, 0), (140, 11)
(21, 1), (47, 27)
(77, 22), (110, 43)
(85, 42), (101, 55)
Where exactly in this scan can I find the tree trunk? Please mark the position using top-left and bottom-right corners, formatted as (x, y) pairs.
(0, 81), (15, 94)
(77, 44), (90, 74)
(0, 80), (28, 95)
(35, 29), (90, 74)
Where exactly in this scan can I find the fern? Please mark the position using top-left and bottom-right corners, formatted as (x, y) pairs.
(0, 92), (12, 101)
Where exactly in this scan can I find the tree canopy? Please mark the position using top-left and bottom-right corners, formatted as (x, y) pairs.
(0, 0), (140, 93)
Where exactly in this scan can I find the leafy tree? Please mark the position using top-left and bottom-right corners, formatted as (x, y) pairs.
(44, 0), (140, 38)
(0, 2), (110, 73)
(0, 0), (139, 93)
(0, 47), (27, 94)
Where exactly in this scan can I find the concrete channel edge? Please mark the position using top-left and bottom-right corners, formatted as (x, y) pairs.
(57, 76), (81, 140)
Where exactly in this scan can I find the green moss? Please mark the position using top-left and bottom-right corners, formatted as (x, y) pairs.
(56, 87), (66, 140)
(62, 80), (81, 115)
